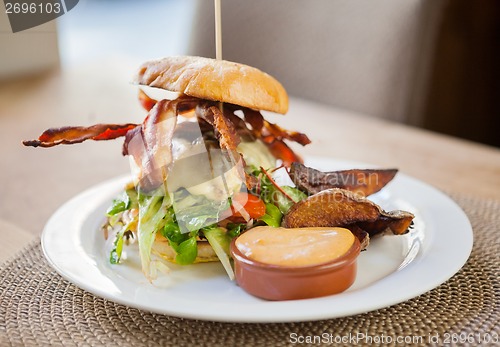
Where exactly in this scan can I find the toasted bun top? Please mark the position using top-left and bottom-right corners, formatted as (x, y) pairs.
(133, 56), (288, 114)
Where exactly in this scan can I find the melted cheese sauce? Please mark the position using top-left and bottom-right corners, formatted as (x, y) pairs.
(168, 138), (244, 201)
(167, 136), (274, 201)
(129, 118), (275, 201)
(235, 227), (355, 267)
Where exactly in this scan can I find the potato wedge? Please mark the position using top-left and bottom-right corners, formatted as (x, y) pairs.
(282, 189), (380, 227)
(358, 210), (414, 236)
(289, 163), (398, 196)
(282, 188), (414, 238)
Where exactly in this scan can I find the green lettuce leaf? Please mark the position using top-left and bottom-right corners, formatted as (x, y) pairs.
(226, 223), (246, 238)
(173, 193), (229, 233)
(109, 219), (136, 264)
(254, 168), (307, 215)
(106, 192), (130, 216)
(106, 188), (139, 217)
(274, 186), (307, 214)
(137, 191), (170, 281)
(109, 228), (125, 264)
(171, 237), (198, 265)
(161, 215), (198, 265)
(259, 202), (282, 227)
(203, 227), (234, 280)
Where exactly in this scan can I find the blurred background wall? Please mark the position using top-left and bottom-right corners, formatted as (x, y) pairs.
(422, 0), (499, 147)
(187, 0), (499, 147)
(0, 11), (59, 79)
(188, 0), (445, 127)
(56, 0), (196, 68)
(1, 0), (498, 147)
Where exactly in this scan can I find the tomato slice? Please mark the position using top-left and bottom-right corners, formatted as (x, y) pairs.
(229, 192), (266, 220)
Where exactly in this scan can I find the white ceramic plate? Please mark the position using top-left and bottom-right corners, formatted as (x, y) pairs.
(41, 157), (472, 323)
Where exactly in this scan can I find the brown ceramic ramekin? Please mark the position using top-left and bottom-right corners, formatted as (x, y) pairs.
(230, 236), (361, 301)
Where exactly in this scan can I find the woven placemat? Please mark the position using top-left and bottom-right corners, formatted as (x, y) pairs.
(0, 194), (499, 347)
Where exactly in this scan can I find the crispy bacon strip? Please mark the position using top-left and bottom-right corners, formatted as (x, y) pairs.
(263, 121), (311, 145)
(23, 123), (137, 148)
(195, 104), (241, 151)
(223, 108), (254, 139)
(242, 109), (311, 146)
(138, 90), (158, 111)
(124, 98), (199, 190)
(210, 105), (309, 167)
(266, 139), (303, 166)
(237, 108), (309, 167)
(138, 91), (195, 115)
(211, 106), (240, 151)
(242, 109), (264, 137)
(196, 103), (257, 190)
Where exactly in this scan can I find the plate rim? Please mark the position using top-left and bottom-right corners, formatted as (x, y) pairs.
(41, 156), (473, 323)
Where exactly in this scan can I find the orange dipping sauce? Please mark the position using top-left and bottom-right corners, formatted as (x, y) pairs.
(235, 227), (355, 267)
(230, 226), (361, 300)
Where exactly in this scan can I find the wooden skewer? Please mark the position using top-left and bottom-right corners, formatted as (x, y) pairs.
(214, 0), (223, 61)
(214, 0), (224, 113)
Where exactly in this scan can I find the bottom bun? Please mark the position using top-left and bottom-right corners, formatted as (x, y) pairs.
(152, 234), (219, 263)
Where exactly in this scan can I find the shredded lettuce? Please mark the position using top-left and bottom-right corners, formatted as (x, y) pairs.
(173, 193), (229, 233)
(109, 220), (136, 264)
(105, 163), (307, 280)
(137, 191), (170, 281)
(107, 213), (123, 228)
(203, 227), (234, 280)
(125, 188), (139, 209)
(109, 227), (125, 264)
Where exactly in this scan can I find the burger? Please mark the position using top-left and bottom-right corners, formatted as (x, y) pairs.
(24, 56), (414, 283)
(24, 56), (312, 280)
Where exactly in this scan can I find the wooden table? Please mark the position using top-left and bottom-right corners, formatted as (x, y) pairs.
(1, 61), (499, 262)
